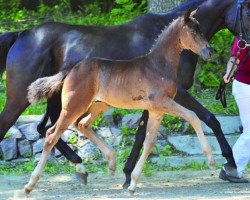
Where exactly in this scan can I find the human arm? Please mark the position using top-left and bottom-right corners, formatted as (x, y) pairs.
(223, 56), (239, 83)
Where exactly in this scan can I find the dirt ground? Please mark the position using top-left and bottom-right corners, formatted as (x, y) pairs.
(0, 170), (249, 200)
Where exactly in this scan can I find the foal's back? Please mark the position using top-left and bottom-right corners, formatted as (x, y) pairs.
(66, 48), (177, 111)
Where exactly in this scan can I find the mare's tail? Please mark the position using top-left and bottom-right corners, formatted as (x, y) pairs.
(0, 31), (20, 75)
(27, 70), (70, 104)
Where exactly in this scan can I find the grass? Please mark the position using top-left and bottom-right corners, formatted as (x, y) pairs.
(0, 158), (222, 177)
(0, 92), (46, 115)
(190, 87), (239, 115)
(0, 160), (75, 175)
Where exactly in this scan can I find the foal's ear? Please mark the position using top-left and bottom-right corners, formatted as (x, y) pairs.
(184, 9), (192, 22)
(190, 9), (198, 18)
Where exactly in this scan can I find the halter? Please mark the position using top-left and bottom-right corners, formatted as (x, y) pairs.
(233, 0), (250, 45)
(216, 0), (250, 108)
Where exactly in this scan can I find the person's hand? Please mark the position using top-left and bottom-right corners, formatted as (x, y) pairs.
(223, 57), (239, 83)
(223, 73), (231, 83)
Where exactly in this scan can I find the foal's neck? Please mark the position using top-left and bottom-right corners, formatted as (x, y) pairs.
(149, 18), (183, 72)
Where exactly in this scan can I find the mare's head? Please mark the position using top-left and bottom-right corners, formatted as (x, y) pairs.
(179, 10), (212, 61)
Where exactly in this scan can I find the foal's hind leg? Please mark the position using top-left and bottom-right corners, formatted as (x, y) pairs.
(24, 113), (77, 194)
(128, 112), (163, 193)
(25, 100), (93, 194)
(37, 93), (87, 184)
(75, 102), (116, 174)
(25, 69), (99, 194)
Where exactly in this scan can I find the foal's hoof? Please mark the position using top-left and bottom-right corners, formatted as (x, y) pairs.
(75, 172), (88, 185)
(24, 185), (32, 196)
(128, 188), (135, 196)
(108, 161), (116, 176)
(109, 168), (115, 176)
(128, 184), (136, 195)
(108, 159), (116, 176)
(122, 181), (130, 189)
(210, 169), (216, 176)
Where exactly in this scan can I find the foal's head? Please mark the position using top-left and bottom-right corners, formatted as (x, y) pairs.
(179, 10), (212, 61)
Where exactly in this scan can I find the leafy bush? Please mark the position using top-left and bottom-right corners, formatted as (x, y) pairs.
(198, 29), (234, 88)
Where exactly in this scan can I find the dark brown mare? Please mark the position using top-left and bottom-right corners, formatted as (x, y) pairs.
(25, 11), (212, 194)
(0, 0), (250, 186)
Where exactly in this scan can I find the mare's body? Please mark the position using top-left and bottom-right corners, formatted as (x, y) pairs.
(0, 0), (250, 185)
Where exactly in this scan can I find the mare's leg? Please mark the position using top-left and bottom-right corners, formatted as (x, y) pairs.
(123, 110), (148, 188)
(37, 93), (86, 183)
(1, 33), (51, 141)
(75, 102), (116, 173)
(128, 112), (162, 193)
(174, 86), (236, 169)
(0, 96), (29, 142)
(0, 69), (31, 141)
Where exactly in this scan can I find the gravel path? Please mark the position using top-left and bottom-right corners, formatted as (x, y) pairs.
(0, 169), (249, 200)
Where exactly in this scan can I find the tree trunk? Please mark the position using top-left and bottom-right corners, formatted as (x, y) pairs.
(148, 0), (188, 13)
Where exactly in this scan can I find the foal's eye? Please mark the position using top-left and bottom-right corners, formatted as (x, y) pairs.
(190, 30), (196, 35)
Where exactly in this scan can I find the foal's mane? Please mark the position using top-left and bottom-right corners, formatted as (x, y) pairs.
(149, 16), (184, 53)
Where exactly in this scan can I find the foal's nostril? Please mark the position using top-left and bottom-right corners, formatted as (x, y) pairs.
(200, 47), (212, 61)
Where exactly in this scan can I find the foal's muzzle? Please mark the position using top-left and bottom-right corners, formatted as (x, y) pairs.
(200, 46), (213, 61)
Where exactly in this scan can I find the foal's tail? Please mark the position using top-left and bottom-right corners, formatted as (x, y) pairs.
(27, 70), (70, 104)
(0, 31), (20, 75)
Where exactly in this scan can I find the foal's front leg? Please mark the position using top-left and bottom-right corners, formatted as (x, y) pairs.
(162, 99), (216, 170)
(128, 112), (163, 193)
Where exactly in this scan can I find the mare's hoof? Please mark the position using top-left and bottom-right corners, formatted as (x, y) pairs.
(122, 181), (130, 189)
(75, 172), (88, 185)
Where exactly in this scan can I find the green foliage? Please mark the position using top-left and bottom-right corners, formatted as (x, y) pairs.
(92, 116), (105, 131)
(68, 134), (77, 144)
(198, 29), (234, 88)
(161, 116), (183, 132)
(0, 161), (74, 175)
(160, 145), (173, 157)
(80, 0), (147, 25)
(191, 88), (239, 115)
(142, 160), (153, 177)
(3, 132), (11, 139)
(121, 125), (137, 136)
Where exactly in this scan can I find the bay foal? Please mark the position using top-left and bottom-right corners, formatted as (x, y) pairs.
(25, 11), (213, 194)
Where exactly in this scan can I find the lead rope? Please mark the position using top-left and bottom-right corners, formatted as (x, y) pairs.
(215, 41), (244, 108)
